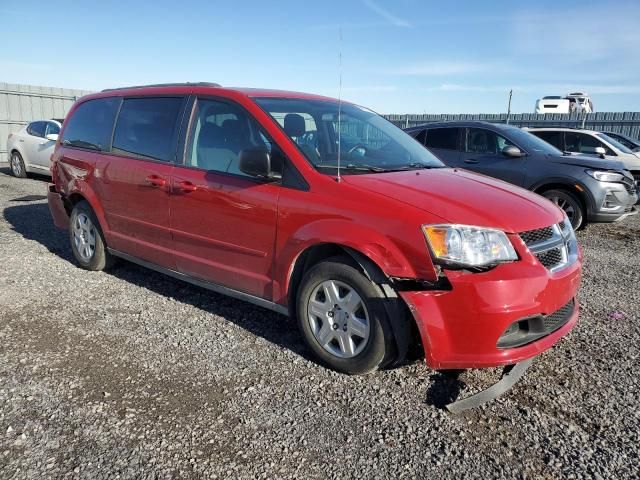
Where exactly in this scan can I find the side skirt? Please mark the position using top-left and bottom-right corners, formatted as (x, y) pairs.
(107, 248), (289, 316)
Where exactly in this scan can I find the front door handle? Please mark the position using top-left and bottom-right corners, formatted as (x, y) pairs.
(464, 158), (479, 164)
(176, 180), (197, 193)
(145, 175), (167, 188)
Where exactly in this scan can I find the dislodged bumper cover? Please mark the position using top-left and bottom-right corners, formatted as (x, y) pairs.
(400, 258), (581, 370)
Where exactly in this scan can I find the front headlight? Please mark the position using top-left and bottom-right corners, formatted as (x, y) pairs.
(586, 170), (625, 183)
(422, 224), (517, 268)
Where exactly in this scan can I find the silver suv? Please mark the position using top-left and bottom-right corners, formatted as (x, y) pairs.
(526, 127), (640, 183)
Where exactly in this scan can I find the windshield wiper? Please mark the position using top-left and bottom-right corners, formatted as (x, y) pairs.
(386, 162), (444, 171)
(345, 163), (388, 172)
(316, 164), (388, 173)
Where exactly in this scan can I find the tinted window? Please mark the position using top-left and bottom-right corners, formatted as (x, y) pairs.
(409, 129), (427, 145)
(565, 132), (614, 156)
(597, 133), (634, 154)
(532, 131), (563, 150)
(46, 122), (60, 136)
(112, 97), (183, 162)
(465, 128), (513, 154)
(186, 98), (280, 177)
(425, 128), (459, 150)
(61, 98), (120, 151)
(27, 121), (46, 138)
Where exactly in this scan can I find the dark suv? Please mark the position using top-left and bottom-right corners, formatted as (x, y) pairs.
(405, 121), (638, 229)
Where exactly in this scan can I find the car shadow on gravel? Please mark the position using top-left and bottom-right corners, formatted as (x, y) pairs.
(3, 200), (314, 363)
(4, 202), (74, 262)
(0, 165), (51, 182)
(425, 371), (465, 409)
(106, 261), (314, 362)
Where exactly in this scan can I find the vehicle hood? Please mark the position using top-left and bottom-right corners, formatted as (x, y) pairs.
(547, 153), (625, 170)
(344, 168), (563, 233)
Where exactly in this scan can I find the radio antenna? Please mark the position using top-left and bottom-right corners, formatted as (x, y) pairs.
(336, 26), (343, 183)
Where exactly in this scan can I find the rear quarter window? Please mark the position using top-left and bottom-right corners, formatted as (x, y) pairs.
(61, 98), (120, 151)
(425, 128), (459, 150)
(112, 97), (184, 162)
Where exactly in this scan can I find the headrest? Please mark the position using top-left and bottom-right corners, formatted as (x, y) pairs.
(284, 113), (305, 137)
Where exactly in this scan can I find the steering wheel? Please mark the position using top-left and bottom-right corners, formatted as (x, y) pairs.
(347, 144), (368, 156)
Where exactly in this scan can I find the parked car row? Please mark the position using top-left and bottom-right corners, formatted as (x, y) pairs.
(405, 122), (638, 229)
(3, 82), (633, 409)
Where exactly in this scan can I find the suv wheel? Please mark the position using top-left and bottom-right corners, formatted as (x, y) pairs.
(10, 152), (27, 178)
(542, 189), (584, 229)
(69, 201), (114, 271)
(296, 258), (395, 374)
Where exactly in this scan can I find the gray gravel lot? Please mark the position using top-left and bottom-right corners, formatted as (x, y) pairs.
(0, 165), (638, 479)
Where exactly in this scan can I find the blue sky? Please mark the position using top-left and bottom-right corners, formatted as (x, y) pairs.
(2, 0), (639, 114)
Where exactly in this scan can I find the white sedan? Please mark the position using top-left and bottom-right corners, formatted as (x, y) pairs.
(6, 119), (62, 177)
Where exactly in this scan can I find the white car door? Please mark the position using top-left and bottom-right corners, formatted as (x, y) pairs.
(22, 121), (48, 169)
(31, 121), (58, 169)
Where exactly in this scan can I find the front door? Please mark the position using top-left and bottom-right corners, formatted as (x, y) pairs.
(170, 97), (280, 299)
(98, 96), (187, 269)
(24, 121), (50, 171)
(459, 127), (526, 186)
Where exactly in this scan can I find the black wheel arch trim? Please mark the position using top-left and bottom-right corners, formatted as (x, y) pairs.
(529, 177), (595, 212)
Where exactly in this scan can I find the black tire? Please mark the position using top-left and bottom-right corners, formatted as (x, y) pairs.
(542, 189), (585, 230)
(296, 258), (396, 374)
(9, 151), (27, 178)
(69, 201), (114, 271)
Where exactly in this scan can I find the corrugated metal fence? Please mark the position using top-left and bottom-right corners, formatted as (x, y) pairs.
(383, 112), (640, 140)
(0, 83), (93, 162)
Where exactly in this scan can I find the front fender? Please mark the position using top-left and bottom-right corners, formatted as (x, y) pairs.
(273, 218), (427, 304)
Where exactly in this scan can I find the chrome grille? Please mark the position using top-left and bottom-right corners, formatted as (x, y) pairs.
(519, 222), (577, 272)
(622, 176), (636, 195)
(536, 248), (563, 269)
(519, 226), (554, 246)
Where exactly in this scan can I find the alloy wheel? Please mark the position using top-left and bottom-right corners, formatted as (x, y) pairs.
(73, 213), (97, 261)
(547, 195), (576, 222)
(10, 154), (22, 176)
(307, 280), (371, 358)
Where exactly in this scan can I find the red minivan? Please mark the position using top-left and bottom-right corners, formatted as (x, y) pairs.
(48, 83), (581, 385)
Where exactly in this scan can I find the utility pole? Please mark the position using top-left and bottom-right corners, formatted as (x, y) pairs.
(506, 89), (513, 124)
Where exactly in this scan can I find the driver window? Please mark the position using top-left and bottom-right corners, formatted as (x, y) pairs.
(186, 99), (281, 176)
(466, 128), (496, 154)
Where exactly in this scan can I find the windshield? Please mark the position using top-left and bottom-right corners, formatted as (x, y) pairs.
(254, 98), (444, 173)
(597, 133), (634, 154)
(504, 127), (564, 155)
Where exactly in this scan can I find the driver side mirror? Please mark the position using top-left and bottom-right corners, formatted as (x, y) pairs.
(502, 145), (525, 158)
(46, 133), (59, 142)
(239, 148), (273, 178)
(594, 146), (606, 158)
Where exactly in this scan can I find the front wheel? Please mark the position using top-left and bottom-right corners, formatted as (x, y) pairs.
(296, 259), (396, 374)
(10, 151), (27, 178)
(542, 189), (585, 230)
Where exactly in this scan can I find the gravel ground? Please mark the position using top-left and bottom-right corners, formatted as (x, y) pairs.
(0, 165), (638, 479)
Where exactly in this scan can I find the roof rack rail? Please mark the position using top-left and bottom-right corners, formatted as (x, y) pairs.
(101, 82), (221, 92)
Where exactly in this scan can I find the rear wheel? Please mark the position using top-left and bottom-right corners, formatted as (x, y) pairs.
(10, 152), (27, 178)
(69, 201), (114, 271)
(542, 189), (584, 229)
(296, 258), (395, 374)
